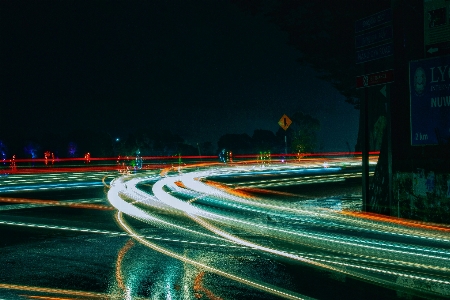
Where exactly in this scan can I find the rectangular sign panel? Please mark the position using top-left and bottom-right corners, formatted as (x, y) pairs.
(424, 0), (450, 57)
(355, 26), (393, 49)
(356, 43), (393, 64)
(410, 55), (450, 145)
(355, 8), (392, 33)
(356, 69), (394, 88)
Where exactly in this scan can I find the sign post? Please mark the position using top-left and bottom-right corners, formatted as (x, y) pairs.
(355, 8), (393, 212)
(278, 114), (292, 155)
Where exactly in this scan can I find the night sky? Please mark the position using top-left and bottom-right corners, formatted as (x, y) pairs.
(1, 0), (359, 152)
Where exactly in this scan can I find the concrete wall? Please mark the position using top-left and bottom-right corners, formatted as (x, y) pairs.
(393, 170), (450, 223)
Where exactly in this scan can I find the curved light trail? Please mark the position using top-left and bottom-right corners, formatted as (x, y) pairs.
(107, 162), (450, 299)
(115, 211), (311, 300)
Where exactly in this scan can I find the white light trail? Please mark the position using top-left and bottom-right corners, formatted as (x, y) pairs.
(106, 163), (450, 298)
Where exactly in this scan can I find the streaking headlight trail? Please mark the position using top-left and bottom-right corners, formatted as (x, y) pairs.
(107, 163), (450, 299)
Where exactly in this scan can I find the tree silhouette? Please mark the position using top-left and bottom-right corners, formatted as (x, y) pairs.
(252, 129), (277, 152)
(289, 111), (320, 153)
(232, 0), (391, 109)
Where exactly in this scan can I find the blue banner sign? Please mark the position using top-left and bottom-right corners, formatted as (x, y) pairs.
(356, 43), (393, 64)
(355, 8), (392, 33)
(410, 55), (450, 145)
(355, 26), (392, 48)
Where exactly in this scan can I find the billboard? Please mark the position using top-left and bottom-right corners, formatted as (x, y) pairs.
(424, 0), (450, 57)
(410, 55), (450, 145)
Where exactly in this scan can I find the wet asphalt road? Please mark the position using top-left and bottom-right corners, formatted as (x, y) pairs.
(0, 168), (447, 300)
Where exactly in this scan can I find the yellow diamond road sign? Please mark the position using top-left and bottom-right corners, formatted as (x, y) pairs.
(278, 114), (292, 131)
